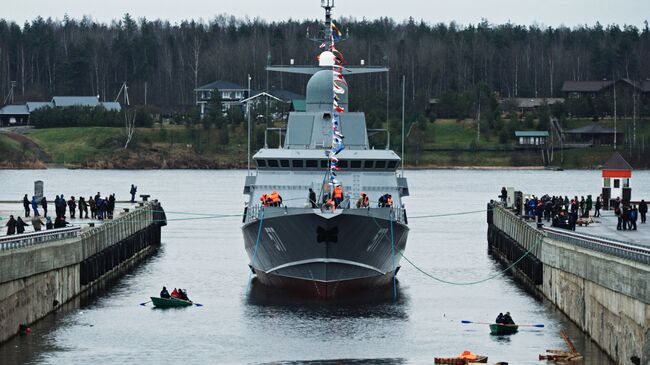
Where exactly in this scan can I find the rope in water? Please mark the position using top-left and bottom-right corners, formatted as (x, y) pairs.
(399, 239), (541, 286)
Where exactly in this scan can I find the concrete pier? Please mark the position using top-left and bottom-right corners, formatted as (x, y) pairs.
(487, 202), (649, 365)
(0, 200), (166, 343)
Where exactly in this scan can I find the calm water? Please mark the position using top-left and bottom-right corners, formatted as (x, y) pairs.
(2, 168), (646, 364)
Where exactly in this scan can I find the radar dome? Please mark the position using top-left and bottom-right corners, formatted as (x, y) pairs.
(306, 69), (348, 112)
(318, 51), (336, 67)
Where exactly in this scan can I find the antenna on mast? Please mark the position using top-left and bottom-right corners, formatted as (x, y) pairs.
(322, 0), (334, 34)
(309, 0), (346, 44)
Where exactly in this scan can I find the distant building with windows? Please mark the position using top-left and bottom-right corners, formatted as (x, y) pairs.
(0, 96), (121, 127)
(195, 80), (250, 118)
(195, 80), (305, 119)
(514, 131), (549, 147)
(561, 79), (650, 98)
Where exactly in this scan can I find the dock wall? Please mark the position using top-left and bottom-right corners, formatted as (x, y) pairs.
(488, 203), (649, 365)
(0, 201), (166, 344)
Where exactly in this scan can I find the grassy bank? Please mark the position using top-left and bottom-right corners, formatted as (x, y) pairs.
(5, 117), (648, 169)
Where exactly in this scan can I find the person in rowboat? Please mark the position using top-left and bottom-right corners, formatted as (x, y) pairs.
(178, 289), (190, 301)
(160, 286), (170, 299)
(502, 312), (515, 325)
(495, 312), (504, 324)
(171, 288), (179, 298)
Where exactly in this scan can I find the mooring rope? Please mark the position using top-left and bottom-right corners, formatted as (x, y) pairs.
(399, 238), (541, 286)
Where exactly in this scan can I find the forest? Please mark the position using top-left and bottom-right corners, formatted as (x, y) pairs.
(1, 13), (650, 125)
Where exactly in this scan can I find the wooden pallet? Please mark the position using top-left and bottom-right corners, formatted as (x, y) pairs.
(539, 330), (583, 362)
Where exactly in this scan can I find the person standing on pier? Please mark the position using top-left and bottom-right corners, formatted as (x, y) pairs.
(15, 217), (29, 234)
(5, 215), (17, 235)
(585, 195), (593, 217)
(67, 196), (77, 219)
(41, 196), (48, 217)
(630, 206), (638, 231)
(579, 197), (585, 217)
(594, 197), (602, 218)
(500, 187), (507, 204)
(615, 205), (623, 230)
(31, 196), (40, 216)
(31, 215), (44, 232)
(639, 200), (647, 224)
(89, 196), (96, 219)
(22, 195), (30, 217)
(79, 197), (88, 219)
(130, 185), (137, 203)
(621, 204), (630, 231)
(108, 194), (116, 219)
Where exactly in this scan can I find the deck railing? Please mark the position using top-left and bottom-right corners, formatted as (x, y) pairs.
(0, 226), (81, 251)
(491, 204), (544, 257)
(544, 227), (650, 265)
(79, 202), (155, 260)
(243, 203), (407, 224)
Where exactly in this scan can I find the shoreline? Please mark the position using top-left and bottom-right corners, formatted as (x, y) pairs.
(0, 163), (616, 171)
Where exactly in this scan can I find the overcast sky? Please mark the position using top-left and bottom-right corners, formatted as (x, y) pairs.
(5, 0), (650, 28)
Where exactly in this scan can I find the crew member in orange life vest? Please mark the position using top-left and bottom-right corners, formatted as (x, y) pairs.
(270, 191), (282, 207)
(333, 185), (344, 207)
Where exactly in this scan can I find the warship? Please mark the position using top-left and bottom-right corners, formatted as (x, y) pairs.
(242, 0), (409, 298)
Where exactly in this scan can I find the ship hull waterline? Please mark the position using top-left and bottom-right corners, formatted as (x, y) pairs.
(242, 208), (409, 299)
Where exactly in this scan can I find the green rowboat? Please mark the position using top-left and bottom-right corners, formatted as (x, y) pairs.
(150, 297), (193, 308)
(489, 323), (519, 335)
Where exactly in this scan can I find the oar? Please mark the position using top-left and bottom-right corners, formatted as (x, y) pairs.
(139, 300), (151, 306)
(193, 302), (203, 307)
(461, 320), (544, 328)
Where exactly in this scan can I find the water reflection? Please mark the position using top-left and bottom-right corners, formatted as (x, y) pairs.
(259, 358), (407, 365)
(246, 279), (409, 321)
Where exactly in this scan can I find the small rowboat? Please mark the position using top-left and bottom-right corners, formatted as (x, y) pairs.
(489, 323), (519, 335)
(434, 355), (488, 364)
(150, 297), (193, 308)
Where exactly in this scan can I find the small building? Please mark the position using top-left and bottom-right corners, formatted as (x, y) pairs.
(514, 131), (549, 147)
(601, 152), (633, 208)
(195, 80), (250, 118)
(502, 98), (565, 113)
(561, 80), (615, 98)
(52, 96), (101, 107)
(0, 105), (30, 126)
(563, 124), (623, 146)
(561, 78), (650, 98)
(1, 97), (121, 127)
(26, 102), (53, 112)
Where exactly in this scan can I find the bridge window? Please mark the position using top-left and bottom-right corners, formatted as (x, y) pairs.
(338, 160), (348, 168)
(292, 160), (303, 168)
(351, 160), (361, 168)
(387, 161), (397, 169)
(280, 160), (290, 168)
(364, 160), (374, 168)
(320, 160), (328, 168)
(268, 160), (279, 167)
(257, 160), (267, 167)
(375, 161), (386, 169)
(306, 160), (318, 168)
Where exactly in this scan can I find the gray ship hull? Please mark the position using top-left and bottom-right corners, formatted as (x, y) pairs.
(242, 207), (408, 298)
